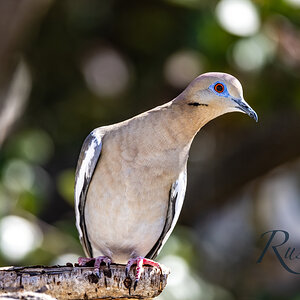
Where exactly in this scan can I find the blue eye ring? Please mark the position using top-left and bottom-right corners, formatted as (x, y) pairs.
(214, 83), (224, 93)
(209, 81), (230, 98)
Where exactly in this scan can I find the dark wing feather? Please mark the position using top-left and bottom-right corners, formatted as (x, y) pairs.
(146, 167), (187, 259)
(74, 129), (103, 257)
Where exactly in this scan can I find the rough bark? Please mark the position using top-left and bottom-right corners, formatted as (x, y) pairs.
(0, 264), (169, 300)
(0, 291), (56, 300)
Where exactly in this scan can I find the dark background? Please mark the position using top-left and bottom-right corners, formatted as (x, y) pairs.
(0, 1), (300, 299)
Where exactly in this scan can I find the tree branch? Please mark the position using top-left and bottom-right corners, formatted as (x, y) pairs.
(0, 291), (56, 300)
(0, 264), (169, 300)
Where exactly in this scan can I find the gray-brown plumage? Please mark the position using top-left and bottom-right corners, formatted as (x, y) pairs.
(75, 72), (257, 267)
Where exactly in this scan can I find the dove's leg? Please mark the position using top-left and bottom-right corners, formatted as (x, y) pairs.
(125, 256), (162, 290)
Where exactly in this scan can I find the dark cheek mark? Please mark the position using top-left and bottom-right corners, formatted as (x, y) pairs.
(188, 103), (208, 107)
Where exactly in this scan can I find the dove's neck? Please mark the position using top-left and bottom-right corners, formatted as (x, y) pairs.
(144, 100), (215, 145)
(130, 96), (217, 155)
(102, 97), (218, 176)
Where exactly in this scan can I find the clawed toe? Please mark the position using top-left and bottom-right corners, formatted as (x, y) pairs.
(78, 257), (95, 266)
(125, 256), (162, 290)
(94, 256), (111, 269)
(78, 256), (112, 276)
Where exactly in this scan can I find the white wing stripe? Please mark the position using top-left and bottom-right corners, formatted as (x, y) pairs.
(161, 169), (187, 248)
(146, 167), (187, 259)
(75, 130), (103, 240)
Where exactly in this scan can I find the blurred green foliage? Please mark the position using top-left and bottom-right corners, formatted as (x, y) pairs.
(0, 0), (300, 299)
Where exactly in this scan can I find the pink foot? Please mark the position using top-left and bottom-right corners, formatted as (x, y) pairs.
(94, 256), (111, 269)
(78, 257), (95, 266)
(78, 256), (111, 275)
(125, 256), (162, 290)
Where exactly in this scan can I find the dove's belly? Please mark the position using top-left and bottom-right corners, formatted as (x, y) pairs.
(85, 163), (173, 264)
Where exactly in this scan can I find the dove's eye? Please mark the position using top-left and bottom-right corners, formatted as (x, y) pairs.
(214, 83), (224, 93)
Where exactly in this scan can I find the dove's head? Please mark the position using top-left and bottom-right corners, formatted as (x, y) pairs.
(178, 72), (258, 122)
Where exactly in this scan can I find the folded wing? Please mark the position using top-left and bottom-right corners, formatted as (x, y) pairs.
(74, 129), (104, 257)
(146, 168), (187, 259)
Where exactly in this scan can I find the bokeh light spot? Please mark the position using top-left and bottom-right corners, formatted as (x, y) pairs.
(0, 215), (43, 261)
(52, 253), (80, 265)
(164, 50), (203, 88)
(57, 169), (75, 206)
(3, 159), (34, 193)
(82, 47), (130, 98)
(232, 34), (276, 72)
(161, 255), (189, 285)
(216, 0), (260, 36)
(159, 255), (203, 299)
(18, 129), (54, 164)
(285, 0), (300, 7)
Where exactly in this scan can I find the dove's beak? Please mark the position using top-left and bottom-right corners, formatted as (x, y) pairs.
(232, 97), (258, 122)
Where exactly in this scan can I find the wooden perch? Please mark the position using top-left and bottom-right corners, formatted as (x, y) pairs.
(0, 264), (169, 300)
(0, 291), (56, 300)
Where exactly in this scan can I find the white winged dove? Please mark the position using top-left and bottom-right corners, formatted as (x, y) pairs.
(74, 72), (258, 288)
